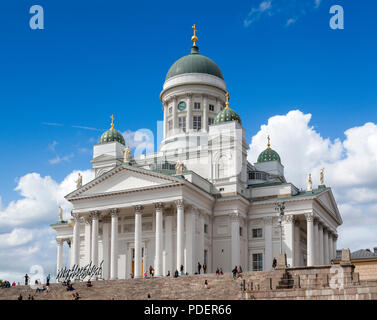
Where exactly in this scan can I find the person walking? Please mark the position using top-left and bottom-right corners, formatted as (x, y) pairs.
(232, 266), (238, 279)
(203, 263), (207, 274)
(46, 274), (51, 286)
(24, 274), (29, 286)
(180, 264), (184, 276)
(149, 265), (153, 277)
(197, 262), (202, 275)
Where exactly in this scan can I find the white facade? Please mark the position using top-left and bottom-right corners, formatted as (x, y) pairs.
(52, 40), (342, 279)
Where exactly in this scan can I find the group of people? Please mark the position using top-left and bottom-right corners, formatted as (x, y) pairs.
(232, 265), (243, 279)
(197, 262), (207, 274)
(0, 281), (15, 288)
(215, 267), (224, 276)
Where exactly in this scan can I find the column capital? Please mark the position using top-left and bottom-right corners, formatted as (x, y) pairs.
(333, 233), (338, 239)
(110, 208), (119, 217)
(154, 202), (164, 210)
(134, 205), (144, 213)
(71, 212), (80, 221)
(90, 210), (100, 219)
(175, 199), (184, 209)
(283, 214), (295, 224)
(305, 213), (314, 222)
(56, 238), (63, 245)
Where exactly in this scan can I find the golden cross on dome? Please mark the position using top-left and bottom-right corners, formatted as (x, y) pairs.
(225, 91), (230, 109)
(110, 114), (115, 130)
(191, 24), (198, 46)
(267, 135), (271, 149)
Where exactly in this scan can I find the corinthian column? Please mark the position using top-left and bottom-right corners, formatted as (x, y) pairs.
(154, 202), (163, 277)
(283, 215), (295, 267)
(90, 211), (100, 268)
(230, 212), (241, 269)
(110, 208), (119, 280)
(72, 212), (80, 267)
(134, 205), (143, 278)
(305, 213), (315, 266)
(56, 239), (63, 275)
(176, 200), (184, 271)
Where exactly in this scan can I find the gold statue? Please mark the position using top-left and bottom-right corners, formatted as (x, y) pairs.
(267, 135), (271, 149)
(110, 114), (115, 130)
(192, 24), (198, 46)
(225, 91), (230, 109)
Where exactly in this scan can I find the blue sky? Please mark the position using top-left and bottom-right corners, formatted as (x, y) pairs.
(1, 0), (377, 282)
(0, 0), (376, 203)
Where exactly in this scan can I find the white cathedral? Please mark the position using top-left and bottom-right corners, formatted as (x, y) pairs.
(52, 26), (342, 280)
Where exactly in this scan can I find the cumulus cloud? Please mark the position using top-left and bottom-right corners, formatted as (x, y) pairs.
(0, 169), (93, 282)
(248, 110), (377, 251)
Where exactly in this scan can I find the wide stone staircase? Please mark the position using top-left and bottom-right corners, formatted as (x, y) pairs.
(0, 272), (245, 300)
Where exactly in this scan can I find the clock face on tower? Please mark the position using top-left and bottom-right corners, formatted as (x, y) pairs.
(177, 101), (186, 111)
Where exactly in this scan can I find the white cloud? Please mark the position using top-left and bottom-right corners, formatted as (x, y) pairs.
(0, 228), (34, 248)
(48, 153), (74, 165)
(248, 110), (377, 252)
(244, 0), (323, 27)
(48, 141), (58, 152)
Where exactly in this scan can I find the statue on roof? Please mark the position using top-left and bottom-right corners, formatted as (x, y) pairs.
(75, 172), (82, 189)
(307, 173), (312, 192)
(123, 146), (131, 163)
(320, 168), (325, 185)
(58, 206), (63, 222)
(175, 161), (184, 175)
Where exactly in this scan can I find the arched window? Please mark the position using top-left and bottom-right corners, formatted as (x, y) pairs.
(217, 156), (227, 178)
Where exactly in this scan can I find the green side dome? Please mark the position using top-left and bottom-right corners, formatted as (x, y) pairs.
(165, 46), (224, 81)
(214, 107), (242, 125)
(257, 147), (281, 163)
(99, 128), (125, 145)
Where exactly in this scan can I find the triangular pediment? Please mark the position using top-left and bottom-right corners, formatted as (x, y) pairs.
(316, 189), (342, 224)
(65, 165), (182, 200)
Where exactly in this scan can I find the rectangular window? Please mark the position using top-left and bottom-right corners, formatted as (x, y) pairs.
(204, 224), (208, 234)
(194, 102), (201, 110)
(209, 104), (214, 112)
(208, 117), (214, 126)
(252, 253), (263, 271)
(239, 227), (243, 237)
(178, 116), (186, 132)
(193, 116), (202, 131)
(252, 228), (263, 238)
(168, 120), (173, 131)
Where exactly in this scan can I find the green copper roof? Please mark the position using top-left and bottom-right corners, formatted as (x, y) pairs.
(165, 46), (224, 81)
(257, 148), (281, 163)
(99, 128), (125, 145)
(214, 107), (242, 125)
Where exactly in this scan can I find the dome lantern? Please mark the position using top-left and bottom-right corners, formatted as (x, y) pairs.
(257, 135), (281, 163)
(99, 114), (125, 145)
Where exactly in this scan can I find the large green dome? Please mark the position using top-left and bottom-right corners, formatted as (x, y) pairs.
(214, 107), (242, 125)
(165, 46), (224, 81)
(257, 147), (281, 163)
(99, 128), (125, 145)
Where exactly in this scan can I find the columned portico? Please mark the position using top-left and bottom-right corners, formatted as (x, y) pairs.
(313, 218), (319, 265)
(56, 239), (63, 274)
(176, 200), (184, 270)
(90, 211), (100, 268)
(154, 202), (163, 277)
(134, 205), (143, 278)
(72, 213), (80, 267)
(110, 208), (119, 280)
(318, 222), (324, 265)
(328, 231), (334, 261)
(323, 227), (329, 264)
(305, 213), (315, 266)
(283, 215), (295, 267)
